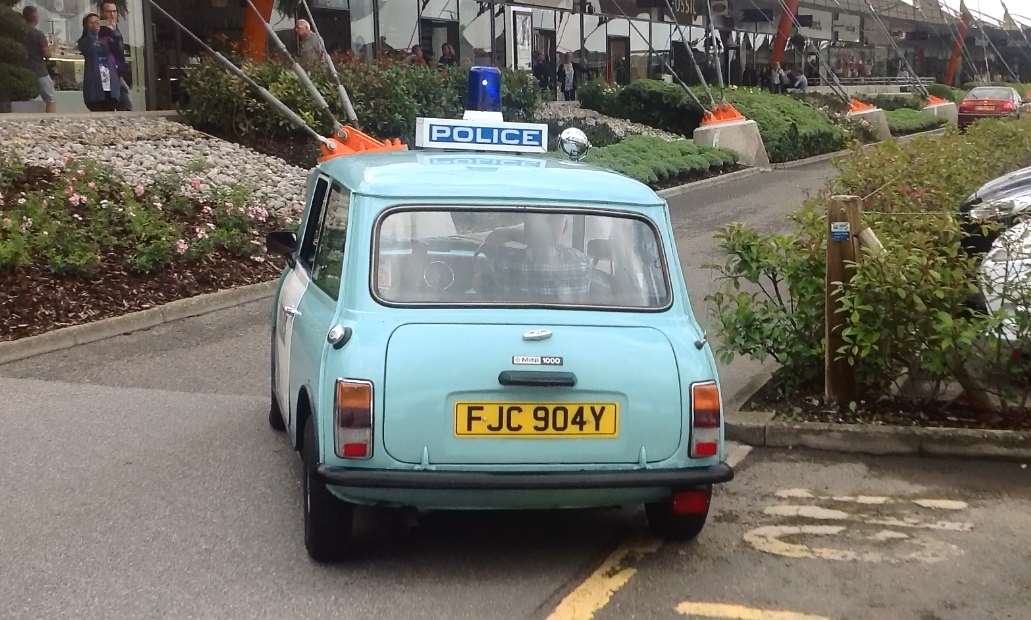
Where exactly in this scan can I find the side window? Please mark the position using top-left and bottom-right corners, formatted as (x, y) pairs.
(298, 177), (330, 269)
(311, 185), (351, 300)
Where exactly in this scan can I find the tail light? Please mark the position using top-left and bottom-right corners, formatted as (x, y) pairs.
(690, 381), (720, 459)
(335, 379), (373, 459)
(959, 101), (973, 112)
(1000, 101), (1016, 112)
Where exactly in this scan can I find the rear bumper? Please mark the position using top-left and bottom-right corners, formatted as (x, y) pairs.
(316, 462), (733, 490)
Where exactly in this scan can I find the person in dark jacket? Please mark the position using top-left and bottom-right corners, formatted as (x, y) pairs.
(77, 13), (121, 111)
(99, 1), (131, 110)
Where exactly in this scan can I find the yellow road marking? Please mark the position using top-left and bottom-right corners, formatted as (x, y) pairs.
(675, 601), (833, 620)
(546, 537), (661, 620)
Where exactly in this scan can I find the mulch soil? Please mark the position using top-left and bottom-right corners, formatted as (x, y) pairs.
(745, 375), (1031, 432)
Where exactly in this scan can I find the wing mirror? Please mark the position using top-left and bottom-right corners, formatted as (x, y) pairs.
(266, 230), (298, 266)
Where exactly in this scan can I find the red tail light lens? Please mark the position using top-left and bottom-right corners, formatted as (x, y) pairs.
(1000, 101), (1015, 112)
(335, 379), (373, 459)
(690, 382), (721, 459)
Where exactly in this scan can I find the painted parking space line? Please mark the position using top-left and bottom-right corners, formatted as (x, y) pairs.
(675, 601), (833, 620)
(744, 488), (973, 564)
(545, 444), (753, 620)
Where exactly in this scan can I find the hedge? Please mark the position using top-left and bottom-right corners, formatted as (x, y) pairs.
(885, 108), (945, 136)
(179, 59), (541, 145)
(578, 79), (846, 163)
(926, 82), (966, 103)
(582, 135), (736, 188)
(857, 93), (925, 111)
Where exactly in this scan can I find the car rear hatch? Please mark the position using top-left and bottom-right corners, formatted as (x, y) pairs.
(383, 323), (683, 465)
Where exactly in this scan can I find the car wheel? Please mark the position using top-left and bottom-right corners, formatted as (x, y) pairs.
(302, 414), (353, 562)
(645, 487), (711, 542)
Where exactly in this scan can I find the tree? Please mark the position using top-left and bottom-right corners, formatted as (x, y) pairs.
(0, 0), (39, 107)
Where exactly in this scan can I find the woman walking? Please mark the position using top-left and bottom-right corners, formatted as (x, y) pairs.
(77, 13), (120, 111)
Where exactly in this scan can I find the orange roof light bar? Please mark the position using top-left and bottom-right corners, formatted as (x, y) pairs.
(319, 126), (407, 162)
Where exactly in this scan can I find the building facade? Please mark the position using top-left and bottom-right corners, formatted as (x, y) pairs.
(10, 0), (1027, 113)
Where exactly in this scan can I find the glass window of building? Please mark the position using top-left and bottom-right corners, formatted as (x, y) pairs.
(15, 0), (147, 112)
(309, 0), (352, 60)
(349, 0), (376, 60)
(379, 0), (419, 58)
(629, 19), (648, 81)
(650, 21), (671, 78)
(421, 0), (458, 67)
(458, 0), (493, 67)
(582, 14), (605, 83)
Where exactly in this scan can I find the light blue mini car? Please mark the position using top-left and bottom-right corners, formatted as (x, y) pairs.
(265, 147), (733, 562)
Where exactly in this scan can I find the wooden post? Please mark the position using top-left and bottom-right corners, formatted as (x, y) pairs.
(826, 195), (859, 406)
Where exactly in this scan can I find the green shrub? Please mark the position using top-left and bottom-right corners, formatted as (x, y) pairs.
(926, 82), (965, 103)
(857, 93), (925, 111)
(0, 5), (38, 102)
(180, 59), (540, 144)
(577, 79), (622, 117)
(885, 108), (945, 136)
(615, 80), (705, 136)
(708, 116), (1031, 406)
(583, 136), (735, 187)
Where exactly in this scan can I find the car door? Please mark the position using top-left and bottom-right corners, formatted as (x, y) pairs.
(275, 175), (330, 427)
(288, 183), (351, 441)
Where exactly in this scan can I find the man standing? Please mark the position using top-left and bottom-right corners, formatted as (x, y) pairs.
(21, 6), (56, 113)
(294, 19), (326, 69)
(99, 2), (131, 110)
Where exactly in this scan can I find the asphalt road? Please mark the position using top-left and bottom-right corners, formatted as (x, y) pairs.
(8, 162), (1029, 620)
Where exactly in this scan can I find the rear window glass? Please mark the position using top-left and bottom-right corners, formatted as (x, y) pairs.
(966, 88), (1013, 100)
(374, 208), (670, 309)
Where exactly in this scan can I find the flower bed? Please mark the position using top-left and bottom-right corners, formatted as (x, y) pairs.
(581, 136), (737, 189)
(0, 152), (282, 341)
(709, 117), (1031, 428)
(885, 108), (946, 136)
(578, 79), (846, 163)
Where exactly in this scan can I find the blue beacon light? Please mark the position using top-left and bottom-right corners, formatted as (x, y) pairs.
(466, 66), (502, 113)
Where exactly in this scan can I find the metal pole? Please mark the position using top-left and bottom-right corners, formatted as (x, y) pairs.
(299, 0), (359, 123)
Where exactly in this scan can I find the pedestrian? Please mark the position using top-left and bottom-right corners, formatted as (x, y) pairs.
(405, 45), (426, 65)
(99, 1), (131, 110)
(21, 6), (56, 113)
(77, 13), (121, 112)
(557, 53), (576, 101)
(769, 62), (785, 94)
(294, 19), (326, 69)
(532, 51), (549, 90)
(438, 43), (456, 67)
(785, 70), (808, 93)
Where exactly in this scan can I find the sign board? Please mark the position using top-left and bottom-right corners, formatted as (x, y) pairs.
(415, 118), (549, 153)
(834, 13), (861, 43)
(830, 221), (850, 242)
(798, 9), (833, 41)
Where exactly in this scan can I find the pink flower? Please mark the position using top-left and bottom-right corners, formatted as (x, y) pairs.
(195, 226), (208, 240)
(246, 206), (269, 222)
(20, 218), (32, 232)
(64, 186), (74, 196)
(201, 206), (212, 215)
(76, 169), (85, 177)
(134, 184), (145, 197)
(88, 181), (96, 189)
(175, 239), (189, 254)
(68, 194), (81, 206)
(189, 178), (202, 190)
(2, 217), (12, 228)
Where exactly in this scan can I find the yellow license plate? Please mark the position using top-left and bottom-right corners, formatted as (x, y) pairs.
(454, 402), (619, 437)
(976, 106), (993, 111)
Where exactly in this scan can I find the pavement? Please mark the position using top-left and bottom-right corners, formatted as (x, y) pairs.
(5, 161), (1030, 619)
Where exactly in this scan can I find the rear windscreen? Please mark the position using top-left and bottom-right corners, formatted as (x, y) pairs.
(374, 208), (671, 309)
(966, 88), (1013, 100)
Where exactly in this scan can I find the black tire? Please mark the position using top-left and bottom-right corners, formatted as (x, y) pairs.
(301, 415), (353, 562)
(645, 487), (711, 542)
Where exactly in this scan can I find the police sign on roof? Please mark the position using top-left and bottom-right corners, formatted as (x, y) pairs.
(415, 117), (549, 154)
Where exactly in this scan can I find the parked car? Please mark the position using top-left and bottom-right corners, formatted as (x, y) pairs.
(959, 165), (1031, 255)
(958, 86), (1024, 128)
(265, 139), (733, 561)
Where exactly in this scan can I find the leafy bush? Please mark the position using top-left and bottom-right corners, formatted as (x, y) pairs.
(0, 3), (39, 102)
(582, 136), (736, 188)
(180, 59), (541, 144)
(0, 154), (274, 276)
(857, 93), (925, 111)
(579, 81), (845, 163)
(708, 116), (1031, 410)
(885, 108), (945, 136)
(926, 83), (965, 103)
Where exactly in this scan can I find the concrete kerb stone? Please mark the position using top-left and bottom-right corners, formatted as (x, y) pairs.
(0, 280), (278, 365)
(656, 166), (762, 199)
(766, 421), (923, 456)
